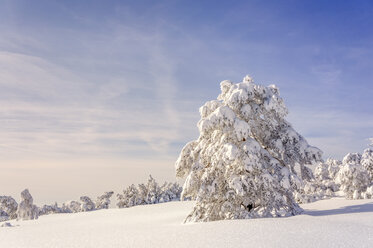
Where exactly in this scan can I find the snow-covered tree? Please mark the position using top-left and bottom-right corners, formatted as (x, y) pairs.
(95, 191), (114, 209)
(159, 182), (182, 203)
(325, 158), (342, 180)
(117, 184), (141, 208)
(363, 185), (373, 199)
(314, 162), (330, 181)
(336, 153), (370, 199)
(117, 176), (182, 208)
(62, 200), (82, 213)
(0, 210), (9, 222)
(176, 75), (322, 222)
(39, 202), (63, 215)
(0, 196), (18, 220)
(296, 160), (341, 203)
(314, 159), (341, 191)
(79, 196), (95, 212)
(361, 148), (373, 181)
(144, 175), (161, 204)
(17, 189), (39, 221)
(342, 152), (362, 166)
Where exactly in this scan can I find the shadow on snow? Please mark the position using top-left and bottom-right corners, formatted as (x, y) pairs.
(303, 202), (373, 216)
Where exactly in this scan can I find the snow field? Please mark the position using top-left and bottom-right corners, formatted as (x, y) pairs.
(1, 198), (372, 248)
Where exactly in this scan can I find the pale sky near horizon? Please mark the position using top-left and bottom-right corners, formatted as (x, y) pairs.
(1, 0), (373, 205)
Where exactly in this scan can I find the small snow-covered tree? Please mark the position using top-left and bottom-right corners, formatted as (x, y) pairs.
(137, 183), (147, 204)
(79, 196), (95, 211)
(117, 184), (141, 208)
(176, 76), (322, 222)
(298, 160), (341, 203)
(325, 158), (342, 180)
(145, 175), (161, 204)
(363, 185), (373, 199)
(117, 176), (182, 208)
(314, 159), (341, 191)
(39, 202), (63, 215)
(17, 189), (39, 220)
(361, 148), (373, 181)
(336, 153), (370, 199)
(314, 162), (330, 181)
(0, 210), (8, 222)
(95, 191), (114, 209)
(0, 196), (18, 220)
(159, 182), (182, 203)
(62, 200), (82, 213)
(342, 152), (362, 166)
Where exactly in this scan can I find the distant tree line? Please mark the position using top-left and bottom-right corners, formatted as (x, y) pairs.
(0, 175), (182, 222)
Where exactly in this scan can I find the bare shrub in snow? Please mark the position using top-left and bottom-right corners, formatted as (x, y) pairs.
(176, 75), (322, 222)
(0, 196), (18, 221)
(96, 191), (114, 209)
(336, 153), (370, 199)
(117, 175), (182, 208)
(17, 189), (39, 220)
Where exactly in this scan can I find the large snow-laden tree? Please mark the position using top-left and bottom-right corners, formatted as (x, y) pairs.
(176, 75), (322, 222)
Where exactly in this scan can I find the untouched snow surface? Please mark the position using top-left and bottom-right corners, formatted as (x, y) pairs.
(1, 198), (372, 248)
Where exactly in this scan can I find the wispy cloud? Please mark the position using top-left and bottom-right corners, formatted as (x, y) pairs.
(288, 107), (373, 159)
(0, 43), (195, 163)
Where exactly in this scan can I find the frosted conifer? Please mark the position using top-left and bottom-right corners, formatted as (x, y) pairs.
(95, 191), (114, 209)
(0, 196), (18, 220)
(145, 175), (161, 204)
(39, 202), (63, 215)
(362, 148), (373, 181)
(336, 153), (370, 199)
(17, 189), (39, 221)
(79, 196), (95, 211)
(62, 201), (81, 213)
(176, 75), (322, 222)
(117, 176), (182, 208)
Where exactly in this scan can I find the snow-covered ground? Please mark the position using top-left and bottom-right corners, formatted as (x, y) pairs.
(1, 197), (372, 248)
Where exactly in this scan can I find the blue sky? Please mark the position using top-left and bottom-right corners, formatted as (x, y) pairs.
(1, 0), (372, 203)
